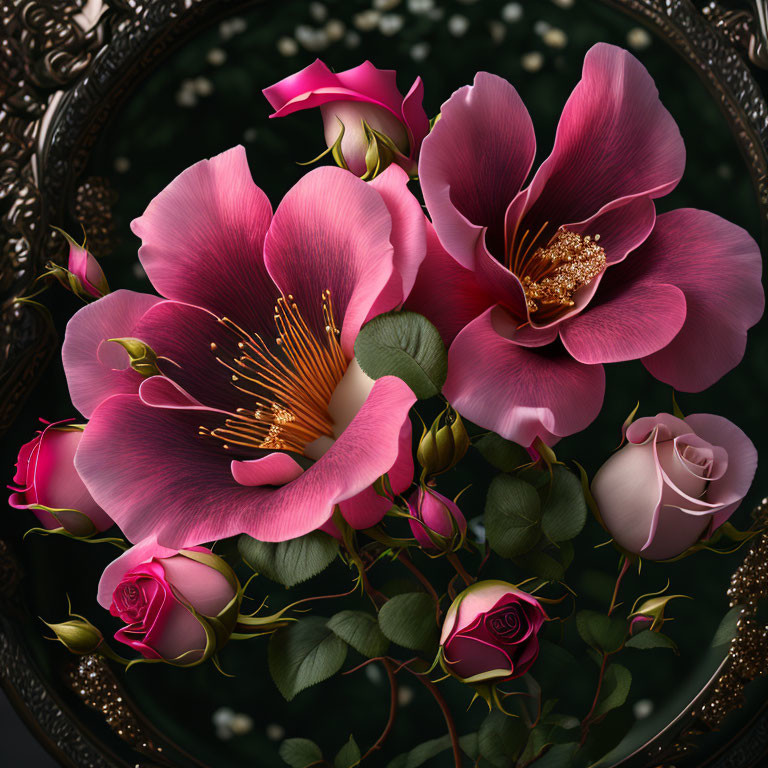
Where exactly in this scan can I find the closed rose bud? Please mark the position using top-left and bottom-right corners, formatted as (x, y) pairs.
(109, 547), (241, 666)
(44, 617), (104, 655)
(629, 615), (654, 636)
(8, 421), (113, 537)
(416, 407), (469, 481)
(628, 593), (688, 633)
(440, 580), (547, 684)
(106, 337), (161, 377)
(591, 413), (757, 560)
(263, 60), (429, 178)
(67, 241), (109, 299)
(407, 485), (466, 553)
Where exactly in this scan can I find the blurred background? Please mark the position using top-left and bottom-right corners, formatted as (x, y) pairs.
(2, 0), (766, 765)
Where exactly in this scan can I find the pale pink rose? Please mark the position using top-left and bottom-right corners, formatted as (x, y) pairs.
(108, 544), (239, 665)
(440, 580), (547, 683)
(591, 413), (757, 560)
(406, 485), (466, 552)
(263, 60), (429, 177)
(8, 420), (112, 536)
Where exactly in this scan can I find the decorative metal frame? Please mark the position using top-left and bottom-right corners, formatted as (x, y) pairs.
(1, 1), (767, 766)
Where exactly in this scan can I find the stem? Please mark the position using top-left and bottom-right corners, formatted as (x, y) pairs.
(406, 668), (463, 768)
(361, 660), (398, 760)
(607, 557), (631, 616)
(579, 652), (608, 745)
(397, 551), (442, 620)
(446, 552), (473, 587)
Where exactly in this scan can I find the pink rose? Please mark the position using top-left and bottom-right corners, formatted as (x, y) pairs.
(591, 413), (757, 560)
(8, 420), (112, 536)
(109, 547), (240, 665)
(49, 230), (109, 300)
(263, 60), (429, 178)
(440, 580), (547, 683)
(406, 485), (466, 552)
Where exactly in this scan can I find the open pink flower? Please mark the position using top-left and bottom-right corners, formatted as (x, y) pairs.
(409, 43), (763, 447)
(263, 60), (429, 178)
(63, 146), (425, 548)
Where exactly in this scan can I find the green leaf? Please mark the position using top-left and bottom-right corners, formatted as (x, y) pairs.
(518, 725), (552, 766)
(594, 663), (632, 717)
(575, 610), (627, 654)
(540, 466), (587, 542)
(377, 593), (438, 652)
(335, 735), (361, 768)
(513, 548), (564, 582)
(386, 734), (478, 768)
(238, 531), (339, 588)
(479, 709), (527, 766)
(268, 617), (348, 701)
(625, 630), (677, 651)
(484, 475), (542, 558)
(474, 433), (529, 473)
(532, 642), (580, 694)
(327, 611), (389, 658)
(712, 605), (743, 647)
(279, 738), (323, 768)
(530, 743), (580, 768)
(354, 311), (447, 399)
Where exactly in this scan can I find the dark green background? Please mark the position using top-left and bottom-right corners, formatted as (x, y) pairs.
(4, 1), (766, 766)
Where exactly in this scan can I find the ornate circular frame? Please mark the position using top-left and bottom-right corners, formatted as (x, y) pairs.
(1, 1), (767, 766)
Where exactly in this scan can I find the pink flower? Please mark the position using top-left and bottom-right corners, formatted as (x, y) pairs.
(68, 241), (109, 299)
(8, 420), (112, 536)
(591, 413), (757, 560)
(263, 60), (429, 178)
(406, 485), (466, 552)
(63, 146), (425, 548)
(408, 43), (763, 447)
(105, 542), (240, 665)
(440, 580), (547, 683)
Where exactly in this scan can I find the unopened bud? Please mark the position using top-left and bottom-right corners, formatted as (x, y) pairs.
(44, 618), (103, 655)
(417, 407), (470, 481)
(406, 484), (466, 553)
(107, 337), (161, 377)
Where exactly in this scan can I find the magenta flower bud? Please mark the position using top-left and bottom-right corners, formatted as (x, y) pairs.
(407, 485), (466, 552)
(263, 60), (429, 178)
(440, 580), (547, 684)
(67, 241), (109, 299)
(592, 413), (756, 560)
(109, 547), (241, 666)
(629, 615), (654, 635)
(8, 420), (113, 537)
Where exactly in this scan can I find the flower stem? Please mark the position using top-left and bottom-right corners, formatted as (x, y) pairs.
(607, 557), (631, 617)
(397, 551), (442, 620)
(446, 552), (473, 587)
(361, 659), (399, 760)
(579, 651), (608, 745)
(406, 668), (463, 768)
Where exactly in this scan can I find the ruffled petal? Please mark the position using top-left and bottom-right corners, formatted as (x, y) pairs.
(419, 72), (535, 268)
(62, 289), (162, 418)
(443, 307), (605, 446)
(508, 43), (685, 247)
(264, 166), (396, 357)
(443, 634), (513, 681)
(637, 209), (764, 391)
(403, 222), (494, 346)
(131, 145), (275, 330)
(231, 452), (305, 487)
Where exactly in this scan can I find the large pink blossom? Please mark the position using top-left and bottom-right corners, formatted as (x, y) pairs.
(408, 43), (763, 447)
(63, 146), (424, 548)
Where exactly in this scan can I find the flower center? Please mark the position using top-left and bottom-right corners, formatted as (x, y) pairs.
(200, 291), (348, 456)
(507, 224), (606, 322)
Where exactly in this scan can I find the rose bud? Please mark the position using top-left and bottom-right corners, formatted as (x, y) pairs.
(591, 413), (757, 560)
(109, 547), (241, 666)
(263, 60), (429, 178)
(629, 615), (654, 636)
(416, 407), (470, 481)
(440, 580), (547, 684)
(44, 617), (104, 655)
(407, 485), (466, 553)
(628, 593), (688, 634)
(8, 420), (113, 537)
(48, 228), (109, 300)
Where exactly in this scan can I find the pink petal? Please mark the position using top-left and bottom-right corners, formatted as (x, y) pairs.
(508, 43), (684, 248)
(559, 280), (686, 364)
(77, 378), (415, 549)
(403, 221), (494, 345)
(131, 146), (275, 330)
(637, 210), (764, 391)
(231, 452), (305, 487)
(367, 165), (428, 318)
(62, 289), (162, 418)
(443, 307), (605, 446)
(684, 413), (757, 528)
(264, 166), (396, 358)
(400, 77), (430, 161)
(444, 634), (513, 680)
(419, 72), (535, 269)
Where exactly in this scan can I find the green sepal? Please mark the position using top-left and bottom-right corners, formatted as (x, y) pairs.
(298, 117), (349, 170)
(24, 524), (128, 550)
(574, 461), (605, 529)
(658, 521), (764, 562)
(672, 390), (685, 419)
(416, 405), (470, 482)
(107, 337), (161, 377)
(360, 119), (409, 181)
(618, 401), (640, 447)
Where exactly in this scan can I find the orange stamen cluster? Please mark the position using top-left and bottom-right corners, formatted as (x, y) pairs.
(199, 292), (347, 455)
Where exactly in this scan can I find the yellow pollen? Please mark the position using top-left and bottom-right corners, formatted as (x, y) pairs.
(201, 291), (347, 456)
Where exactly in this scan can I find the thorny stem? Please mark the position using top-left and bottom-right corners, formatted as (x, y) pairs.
(608, 557), (631, 617)
(397, 551), (443, 621)
(361, 659), (399, 761)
